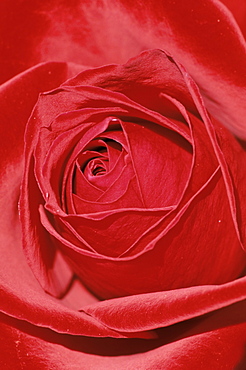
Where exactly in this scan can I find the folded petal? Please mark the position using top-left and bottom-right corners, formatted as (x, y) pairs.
(116, 0), (246, 138)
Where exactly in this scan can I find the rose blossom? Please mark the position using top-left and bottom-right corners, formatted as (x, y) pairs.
(20, 49), (246, 303)
(0, 0), (246, 369)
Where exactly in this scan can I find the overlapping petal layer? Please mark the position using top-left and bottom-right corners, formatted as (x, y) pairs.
(17, 51), (246, 304)
(0, 1), (246, 368)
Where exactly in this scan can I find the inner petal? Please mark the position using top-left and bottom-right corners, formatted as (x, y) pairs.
(121, 120), (192, 208)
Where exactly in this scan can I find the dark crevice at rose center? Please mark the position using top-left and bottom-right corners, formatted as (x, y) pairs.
(80, 139), (123, 181)
(92, 164), (107, 176)
(84, 157), (108, 177)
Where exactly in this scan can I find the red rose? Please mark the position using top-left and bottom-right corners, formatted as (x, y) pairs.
(1, 1), (246, 369)
(20, 49), (246, 303)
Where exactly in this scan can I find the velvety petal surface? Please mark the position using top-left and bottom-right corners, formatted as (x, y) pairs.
(1, 1), (246, 369)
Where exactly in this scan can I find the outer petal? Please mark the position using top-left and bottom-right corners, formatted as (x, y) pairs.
(0, 0), (146, 84)
(116, 0), (246, 138)
(0, 62), (92, 304)
(0, 301), (246, 369)
(1, 1), (245, 137)
(219, 0), (246, 37)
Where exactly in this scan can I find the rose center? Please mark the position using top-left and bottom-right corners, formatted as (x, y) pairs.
(78, 138), (124, 184)
(88, 158), (108, 177)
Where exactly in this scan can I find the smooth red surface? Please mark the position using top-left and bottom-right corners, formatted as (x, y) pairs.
(0, 1), (246, 369)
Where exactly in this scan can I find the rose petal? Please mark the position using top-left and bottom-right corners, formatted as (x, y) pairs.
(1, 300), (245, 368)
(117, 0), (246, 138)
(121, 120), (192, 208)
(220, 0), (246, 37)
(13, 62), (88, 297)
(46, 169), (245, 299)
